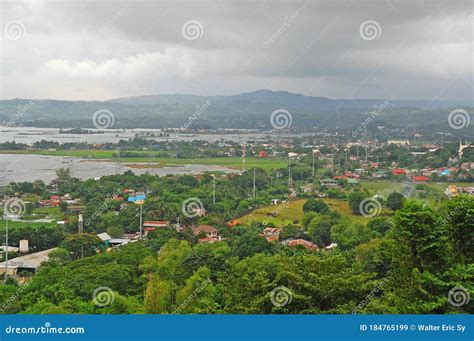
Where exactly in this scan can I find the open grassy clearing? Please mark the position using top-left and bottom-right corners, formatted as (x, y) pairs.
(0, 150), (287, 171)
(236, 197), (385, 227)
(0, 220), (56, 228)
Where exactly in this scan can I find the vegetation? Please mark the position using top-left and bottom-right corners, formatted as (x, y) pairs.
(0, 168), (472, 315)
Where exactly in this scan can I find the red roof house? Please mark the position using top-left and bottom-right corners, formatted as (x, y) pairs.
(284, 239), (319, 251)
(192, 225), (219, 239)
(412, 175), (429, 183)
(260, 227), (282, 242)
(143, 221), (169, 228)
(392, 169), (407, 176)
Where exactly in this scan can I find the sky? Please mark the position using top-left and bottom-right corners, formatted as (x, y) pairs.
(0, 0), (473, 101)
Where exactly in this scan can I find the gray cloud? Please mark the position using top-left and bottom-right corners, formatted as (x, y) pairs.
(0, 0), (472, 101)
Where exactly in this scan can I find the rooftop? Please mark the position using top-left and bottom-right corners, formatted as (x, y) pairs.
(0, 248), (56, 270)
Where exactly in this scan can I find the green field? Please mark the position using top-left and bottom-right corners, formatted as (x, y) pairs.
(0, 220), (56, 228)
(0, 150), (287, 171)
(236, 198), (382, 227)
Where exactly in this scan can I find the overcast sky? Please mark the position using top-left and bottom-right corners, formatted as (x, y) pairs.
(0, 0), (472, 101)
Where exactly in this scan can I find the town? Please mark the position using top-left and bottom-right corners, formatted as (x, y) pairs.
(0, 131), (472, 314)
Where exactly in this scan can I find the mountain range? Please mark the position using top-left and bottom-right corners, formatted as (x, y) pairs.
(0, 90), (472, 134)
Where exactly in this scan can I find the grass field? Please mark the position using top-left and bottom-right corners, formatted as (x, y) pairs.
(0, 220), (55, 228)
(0, 150), (287, 171)
(236, 198), (382, 227)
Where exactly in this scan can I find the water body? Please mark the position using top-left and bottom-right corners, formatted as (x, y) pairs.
(0, 154), (239, 184)
(0, 126), (312, 144)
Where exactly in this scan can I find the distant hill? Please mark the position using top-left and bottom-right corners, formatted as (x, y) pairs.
(110, 89), (473, 111)
(0, 90), (472, 134)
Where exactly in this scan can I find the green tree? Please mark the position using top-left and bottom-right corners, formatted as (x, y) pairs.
(303, 198), (329, 214)
(144, 277), (174, 314)
(60, 233), (103, 260)
(174, 267), (216, 313)
(444, 195), (474, 263)
(348, 191), (369, 215)
(387, 192), (405, 211)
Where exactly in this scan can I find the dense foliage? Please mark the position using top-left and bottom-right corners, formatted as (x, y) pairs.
(1, 185), (472, 314)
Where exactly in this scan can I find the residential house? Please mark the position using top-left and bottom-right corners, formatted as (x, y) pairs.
(320, 179), (339, 188)
(192, 225), (220, 243)
(412, 175), (429, 183)
(282, 239), (319, 252)
(392, 169), (407, 176)
(143, 221), (169, 228)
(260, 227), (281, 242)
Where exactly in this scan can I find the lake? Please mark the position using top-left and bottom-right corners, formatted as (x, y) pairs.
(0, 154), (238, 184)
(0, 126), (310, 144)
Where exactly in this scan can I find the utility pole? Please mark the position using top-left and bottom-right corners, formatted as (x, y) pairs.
(288, 156), (292, 190)
(4, 217), (8, 282)
(115, 147), (121, 175)
(331, 149), (334, 174)
(139, 203), (143, 239)
(212, 175), (216, 205)
(78, 214), (84, 258)
(2, 163), (9, 281)
(242, 144), (246, 172)
(253, 166), (256, 199)
(311, 150), (315, 179)
(78, 214), (83, 234)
